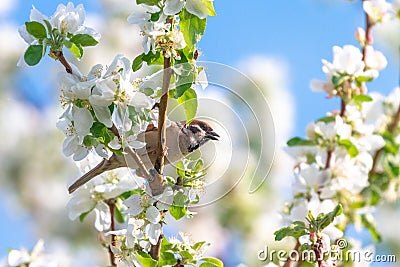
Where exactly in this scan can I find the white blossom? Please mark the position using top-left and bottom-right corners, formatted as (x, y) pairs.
(363, 0), (391, 23)
(4, 240), (57, 267)
(50, 2), (100, 39)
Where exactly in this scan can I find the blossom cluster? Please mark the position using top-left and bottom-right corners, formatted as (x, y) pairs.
(66, 154), (207, 264)
(127, 0), (215, 59)
(276, 1), (400, 266)
(0, 240), (56, 267)
(18, 2), (100, 66)
(56, 54), (155, 161)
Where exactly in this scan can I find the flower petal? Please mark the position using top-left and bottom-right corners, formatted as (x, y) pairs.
(145, 206), (161, 224)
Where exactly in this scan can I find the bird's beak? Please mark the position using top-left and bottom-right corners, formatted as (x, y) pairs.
(206, 131), (220, 140)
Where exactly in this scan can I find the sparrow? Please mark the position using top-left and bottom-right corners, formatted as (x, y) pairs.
(68, 120), (219, 193)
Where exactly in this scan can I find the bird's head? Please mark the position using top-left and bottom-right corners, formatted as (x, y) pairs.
(182, 120), (220, 152)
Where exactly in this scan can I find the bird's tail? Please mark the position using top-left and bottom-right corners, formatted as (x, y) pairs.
(68, 159), (109, 194)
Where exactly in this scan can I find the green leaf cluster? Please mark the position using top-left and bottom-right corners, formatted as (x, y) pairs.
(274, 204), (343, 241)
(23, 20), (98, 66)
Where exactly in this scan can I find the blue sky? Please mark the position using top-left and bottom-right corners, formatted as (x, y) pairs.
(1, 0), (399, 262)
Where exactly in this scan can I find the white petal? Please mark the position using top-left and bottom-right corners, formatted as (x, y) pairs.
(145, 206), (161, 224)
(94, 202), (111, 231)
(124, 194), (144, 216)
(63, 135), (78, 157)
(145, 223), (162, 245)
(185, 0), (209, 19)
(109, 136), (122, 150)
(104, 229), (127, 236)
(30, 5), (48, 23)
(92, 105), (112, 127)
(105, 54), (123, 77)
(67, 191), (96, 220)
(73, 145), (89, 161)
(129, 91), (153, 108)
(72, 107), (93, 136)
(8, 249), (30, 266)
(17, 54), (29, 68)
(95, 144), (110, 159)
(164, 0), (185, 15)
(18, 24), (35, 44)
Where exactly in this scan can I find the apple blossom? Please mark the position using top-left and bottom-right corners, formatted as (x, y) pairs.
(363, 0), (391, 23)
(50, 2), (100, 39)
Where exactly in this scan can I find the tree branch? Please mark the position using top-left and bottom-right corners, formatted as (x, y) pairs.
(106, 199), (117, 267)
(53, 50), (72, 74)
(149, 233), (163, 262)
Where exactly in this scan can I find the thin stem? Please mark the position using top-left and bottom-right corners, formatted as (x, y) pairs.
(154, 57), (172, 173)
(53, 50), (72, 74)
(362, 2), (373, 61)
(149, 233), (163, 262)
(148, 56), (172, 262)
(107, 199), (117, 267)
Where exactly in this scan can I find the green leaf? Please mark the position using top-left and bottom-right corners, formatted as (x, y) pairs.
(179, 9), (207, 48)
(136, 0), (159, 5)
(70, 34), (98, 47)
(317, 204), (343, 231)
(132, 53), (144, 72)
(24, 45), (44, 66)
(142, 51), (163, 65)
(193, 159), (204, 173)
(136, 251), (157, 267)
(169, 205), (187, 220)
(199, 257), (223, 267)
(274, 221), (308, 241)
(361, 214), (381, 242)
(203, 0), (217, 16)
(79, 207), (95, 222)
(176, 160), (185, 177)
(353, 94), (372, 103)
(174, 191), (189, 206)
(83, 135), (98, 147)
(175, 83), (192, 98)
(331, 73), (348, 87)
(192, 241), (207, 251)
(43, 19), (53, 34)
(178, 88), (198, 124)
(114, 205), (125, 223)
(150, 11), (161, 22)
(158, 251), (177, 266)
(64, 39), (83, 59)
(91, 122), (107, 137)
(287, 137), (314, 146)
(339, 139), (359, 157)
(355, 75), (374, 83)
(25, 21), (47, 39)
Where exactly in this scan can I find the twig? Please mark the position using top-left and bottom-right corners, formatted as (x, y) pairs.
(362, 1), (373, 61)
(149, 233), (163, 262)
(148, 55), (172, 262)
(154, 57), (172, 173)
(106, 199), (117, 267)
(53, 50), (72, 74)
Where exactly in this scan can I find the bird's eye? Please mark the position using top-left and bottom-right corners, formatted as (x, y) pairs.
(189, 125), (201, 134)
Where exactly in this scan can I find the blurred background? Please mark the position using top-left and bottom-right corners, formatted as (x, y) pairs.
(0, 0), (399, 266)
